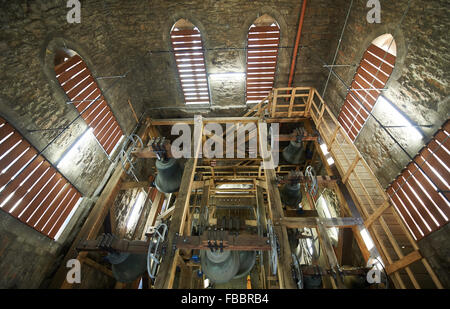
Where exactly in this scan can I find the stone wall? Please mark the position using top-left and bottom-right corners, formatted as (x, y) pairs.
(322, 0), (449, 188)
(321, 0), (449, 287)
(0, 0), (145, 288)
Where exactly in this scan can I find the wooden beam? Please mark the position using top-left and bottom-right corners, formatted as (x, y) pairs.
(258, 120), (296, 289)
(199, 183), (210, 228)
(120, 181), (150, 190)
(342, 155), (360, 184)
(80, 257), (114, 278)
(316, 218), (346, 289)
(266, 117), (308, 123)
(386, 250), (422, 275)
(256, 185), (268, 235)
(141, 191), (164, 239)
(157, 205), (175, 220)
(277, 216), (362, 229)
(174, 234), (271, 251)
(54, 163), (125, 288)
(364, 200), (391, 228)
(284, 209), (318, 217)
(150, 117), (259, 126)
(154, 116), (203, 289)
(127, 99), (139, 123)
(336, 228), (354, 266)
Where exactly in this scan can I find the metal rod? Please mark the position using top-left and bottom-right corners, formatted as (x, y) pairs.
(96, 75), (126, 80)
(321, 0), (353, 98)
(323, 64), (356, 67)
(148, 45), (306, 55)
(66, 99), (97, 105)
(384, 125), (433, 128)
(349, 88), (388, 91)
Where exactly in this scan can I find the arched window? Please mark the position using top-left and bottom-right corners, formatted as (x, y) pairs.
(0, 117), (82, 239)
(54, 49), (123, 156)
(338, 34), (397, 141)
(170, 19), (210, 105)
(387, 120), (450, 241)
(246, 15), (280, 104)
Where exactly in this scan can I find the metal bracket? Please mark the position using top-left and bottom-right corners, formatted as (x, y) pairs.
(119, 134), (143, 181)
(147, 223), (168, 282)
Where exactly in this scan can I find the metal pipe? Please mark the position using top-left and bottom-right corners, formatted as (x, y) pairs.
(288, 0), (308, 87)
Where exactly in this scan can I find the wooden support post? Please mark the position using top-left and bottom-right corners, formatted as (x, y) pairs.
(53, 163), (125, 288)
(305, 88), (314, 116)
(271, 89), (278, 118)
(256, 185), (268, 235)
(277, 216), (362, 229)
(258, 120), (296, 289)
(364, 200), (391, 228)
(385, 250), (422, 275)
(316, 218), (346, 289)
(316, 103), (326, 129)
(154, 116), (203, 289)
(328, 126), (340, 151)
(120, 181), (150, 190)
(342, 156), (360, 184)
(128, 99), (139, 124)
(141, 191), (164, 240)
(287, 88), (296, 117)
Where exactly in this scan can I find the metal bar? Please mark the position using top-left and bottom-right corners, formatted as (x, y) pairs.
(323, 64), (357, 67)
(66, 99), (97, 105)
(349, 88), (388, 91)
(321, 0), (354, 98)
(384, 125), (433, 128)
(96, 75), (126, 80)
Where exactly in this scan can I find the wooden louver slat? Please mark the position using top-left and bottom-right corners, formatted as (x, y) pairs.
(0, 117), (82, 239)
(246, 24), (280, 103)
(171, 27), (210, 105)
(387, 120), (450, 241)
(338, 43), (396, 141)
(55, 55), (123, 155)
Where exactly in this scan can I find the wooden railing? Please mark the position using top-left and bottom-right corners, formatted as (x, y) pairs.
(253, 87), (443, 289)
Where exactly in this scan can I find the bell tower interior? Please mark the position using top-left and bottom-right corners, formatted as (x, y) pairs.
(0, 0), (448, 295)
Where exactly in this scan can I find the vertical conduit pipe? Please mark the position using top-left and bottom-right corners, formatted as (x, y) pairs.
(287, 0), (308, 87)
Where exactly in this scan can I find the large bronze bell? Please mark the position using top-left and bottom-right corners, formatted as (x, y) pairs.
(200, 250), (240, 284)
(155, 158), (182, 193)
(234, 251), (256, 279)
(280, 182), (303, 208)
(282, 140), (305, 164)
(106, 252), (147, 283)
